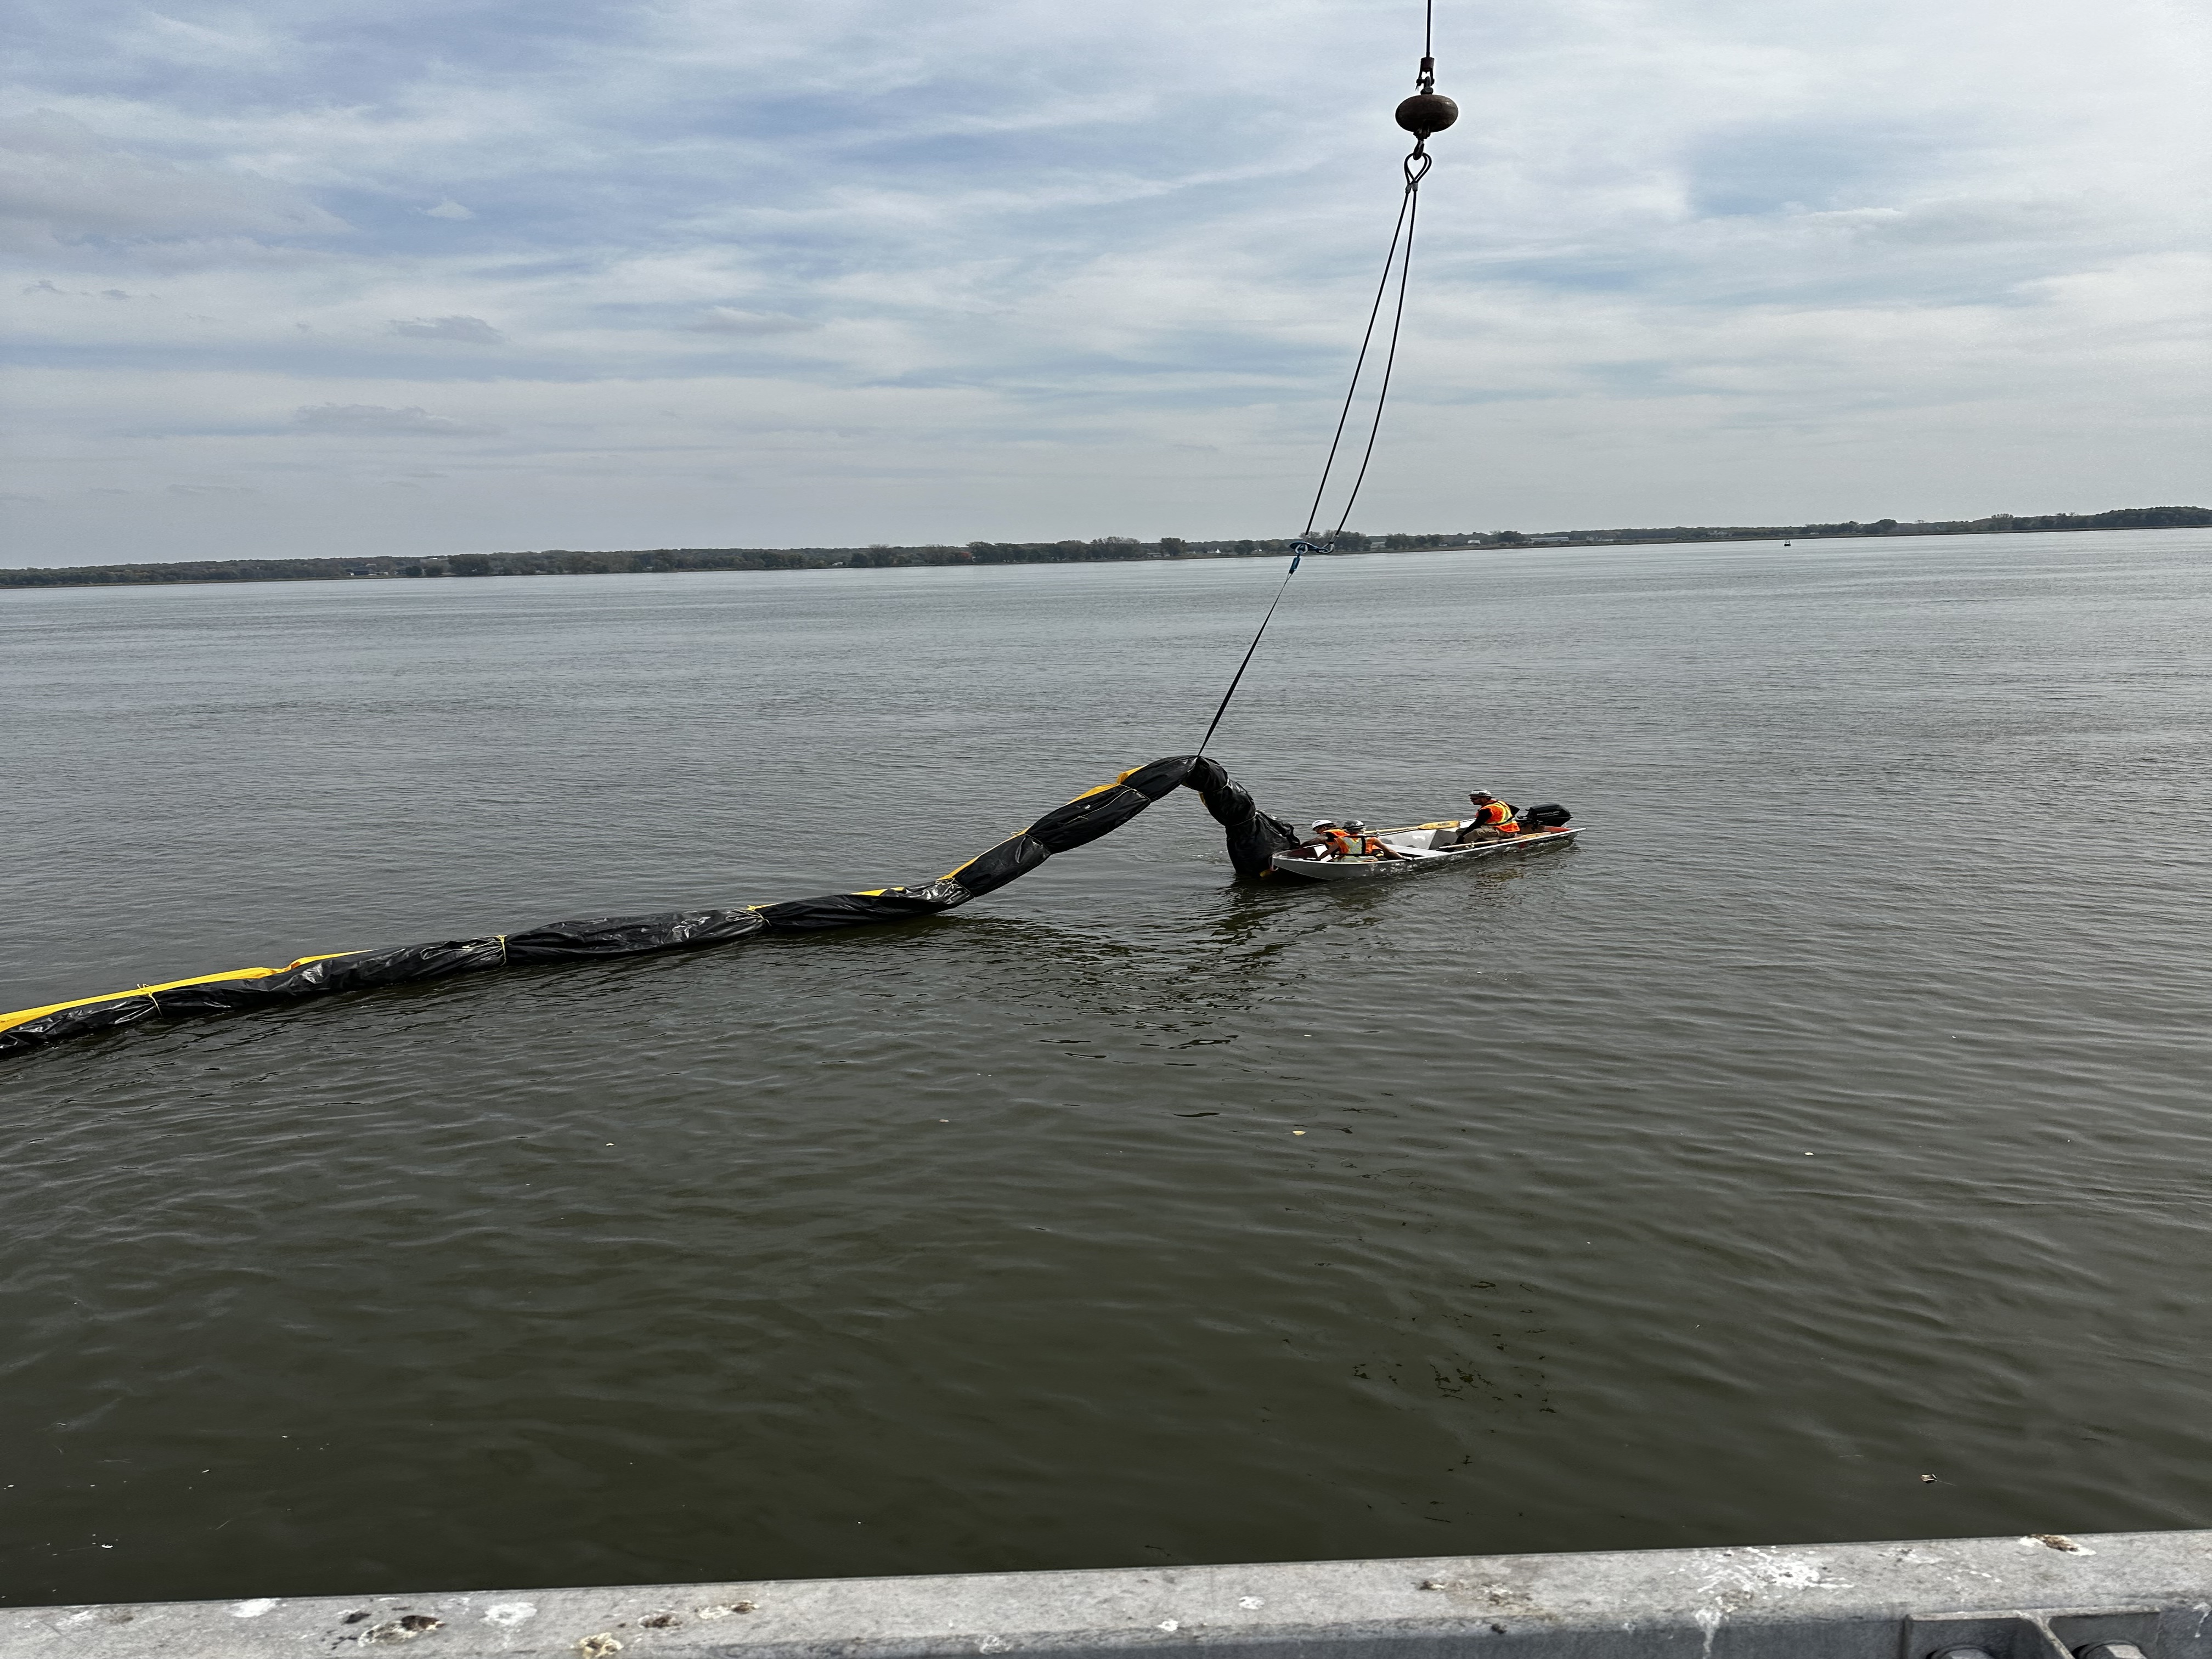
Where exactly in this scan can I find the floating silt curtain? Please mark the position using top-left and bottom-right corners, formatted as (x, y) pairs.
(0, 755), (1298, 1058)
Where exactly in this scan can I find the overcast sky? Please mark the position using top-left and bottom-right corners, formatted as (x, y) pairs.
(4, 0), (2207, 564)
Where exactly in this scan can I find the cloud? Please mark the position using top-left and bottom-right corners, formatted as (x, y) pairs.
(293, 403), (502, 436)
(389, 314), (504, 342)
(685, 307), (813, 335)
(21, 278), (152, 298)
(3, 0), (2207, 563)
(0, 109), (345, 252)
(166, 483), (256, 494)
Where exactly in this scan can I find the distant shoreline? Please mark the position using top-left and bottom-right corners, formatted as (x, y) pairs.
(4, 507), (2204, 590)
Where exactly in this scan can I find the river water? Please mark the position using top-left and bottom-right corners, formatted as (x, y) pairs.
(3, 531), (2208, 1607)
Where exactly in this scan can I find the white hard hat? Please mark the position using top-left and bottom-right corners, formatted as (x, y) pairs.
(1311, 819), (1336, 829)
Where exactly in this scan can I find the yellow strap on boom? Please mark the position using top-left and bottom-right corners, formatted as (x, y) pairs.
(0, 953), (359, 1037)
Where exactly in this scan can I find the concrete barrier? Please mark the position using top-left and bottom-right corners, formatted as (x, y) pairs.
(3, 1530), (2207, 1658)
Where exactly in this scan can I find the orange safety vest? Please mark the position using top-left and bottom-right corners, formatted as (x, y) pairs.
(1323, 828), (1362, 857)
(1471, 800), (1514, 827)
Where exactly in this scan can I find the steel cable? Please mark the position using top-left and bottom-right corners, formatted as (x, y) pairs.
(1199, 136), (1432, 755)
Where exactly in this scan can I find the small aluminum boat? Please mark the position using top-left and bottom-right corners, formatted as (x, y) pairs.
(1269, 821), (1583, 882)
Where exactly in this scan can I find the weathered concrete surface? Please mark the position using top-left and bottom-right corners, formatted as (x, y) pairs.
(2, 1531), (2207, 1659)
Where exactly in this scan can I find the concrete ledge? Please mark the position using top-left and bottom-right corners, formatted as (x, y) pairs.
(3, 1531), (2208, 1659)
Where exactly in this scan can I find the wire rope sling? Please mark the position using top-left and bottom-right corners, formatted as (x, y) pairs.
(1198, 3), (1460, 756)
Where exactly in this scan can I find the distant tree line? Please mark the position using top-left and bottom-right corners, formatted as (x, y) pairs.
(1506, 507), (2212, 547)
(4, 507), (2204, 589)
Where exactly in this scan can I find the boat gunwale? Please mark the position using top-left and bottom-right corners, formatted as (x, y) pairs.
(1269, 825), (1582, 880)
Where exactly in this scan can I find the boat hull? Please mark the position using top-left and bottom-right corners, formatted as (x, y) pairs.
(1270, 825), (1582, 882)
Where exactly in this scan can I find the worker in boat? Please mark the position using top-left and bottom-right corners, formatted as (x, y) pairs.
(1300, 820), (1343, 859)
(1315, 820), (1363, 859)
(1340, 820), (1413, 859)
(1455, 791), (1520, 844)
(1305, 819), (1411, 860)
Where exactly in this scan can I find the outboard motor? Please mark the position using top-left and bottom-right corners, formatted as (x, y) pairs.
(1519, 803), (1572, 828)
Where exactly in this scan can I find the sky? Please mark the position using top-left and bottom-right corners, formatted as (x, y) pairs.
(3, 0), (2208, 565)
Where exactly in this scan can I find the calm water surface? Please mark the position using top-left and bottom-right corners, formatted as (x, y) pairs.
(2, 531), (2208, 1606)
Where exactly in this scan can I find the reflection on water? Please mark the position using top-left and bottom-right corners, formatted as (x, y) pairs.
(3, 531), (2210, 1607)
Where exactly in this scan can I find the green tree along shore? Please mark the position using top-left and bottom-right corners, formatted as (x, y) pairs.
(4, 506), (2205, 590)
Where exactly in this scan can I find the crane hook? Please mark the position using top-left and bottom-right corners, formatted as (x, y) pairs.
(1394, 54), (1459, 140)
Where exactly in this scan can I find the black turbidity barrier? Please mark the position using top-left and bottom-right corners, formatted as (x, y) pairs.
(1, 756), (1299, 1058)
